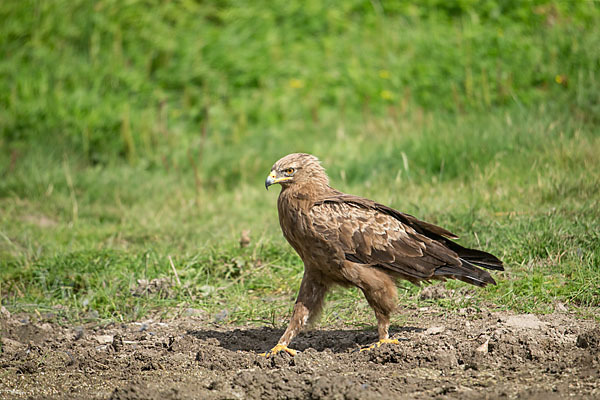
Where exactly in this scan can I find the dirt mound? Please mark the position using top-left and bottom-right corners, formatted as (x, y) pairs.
(577, 327), (600, 352)
(1, 307), (599, 399)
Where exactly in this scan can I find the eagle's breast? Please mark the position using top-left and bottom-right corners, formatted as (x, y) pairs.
(277, 188), (343, 273)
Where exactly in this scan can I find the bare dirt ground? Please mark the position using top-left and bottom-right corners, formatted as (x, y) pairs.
(1, 303), (599, 400)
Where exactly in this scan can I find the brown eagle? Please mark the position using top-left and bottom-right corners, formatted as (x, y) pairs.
(263, 153), (503, 356)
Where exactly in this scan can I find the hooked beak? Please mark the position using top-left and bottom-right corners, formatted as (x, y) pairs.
(265, 170), (291, 190)
(265, 171), (275, 190)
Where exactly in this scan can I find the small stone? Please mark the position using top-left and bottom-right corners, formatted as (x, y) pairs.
(503, 314), (545, 330)
(214, 309), (229, 323)
(425, 326), (445, 335)
(95, 335), (114, 344)
(0, 306), (11, 319)
(39, 323), (53, 332)
(73, 327), (84, 340)
(476, 339), (489, 353)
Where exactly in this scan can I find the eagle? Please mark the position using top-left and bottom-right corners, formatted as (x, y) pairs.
(263, 153), (503, 356)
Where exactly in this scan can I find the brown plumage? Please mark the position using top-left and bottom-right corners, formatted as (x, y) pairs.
(264, 153), (503, 356)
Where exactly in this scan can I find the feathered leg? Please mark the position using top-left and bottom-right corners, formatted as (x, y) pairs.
(354, 266), (400, 350)
(261, 270), (329, 357)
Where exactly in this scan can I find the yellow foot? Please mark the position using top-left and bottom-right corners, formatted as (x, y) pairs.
(259, 344), (298, 358)
(359, 338), (400, 352)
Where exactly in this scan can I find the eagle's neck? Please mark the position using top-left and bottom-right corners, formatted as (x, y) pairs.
(278, 181), (332, 208)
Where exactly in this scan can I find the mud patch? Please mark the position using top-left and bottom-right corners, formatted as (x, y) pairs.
(1, 307), (599, 399)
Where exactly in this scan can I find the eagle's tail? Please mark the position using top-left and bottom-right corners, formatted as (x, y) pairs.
(455, 247), (504, 271)
(443, 241), (504, 271)
(434, 258), (499, 287)
(412, 219), (505, 274)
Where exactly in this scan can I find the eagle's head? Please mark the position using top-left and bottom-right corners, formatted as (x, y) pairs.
(265, 153), (329, 190)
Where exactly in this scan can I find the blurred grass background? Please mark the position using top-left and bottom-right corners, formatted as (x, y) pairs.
(1, 0), (599, 324)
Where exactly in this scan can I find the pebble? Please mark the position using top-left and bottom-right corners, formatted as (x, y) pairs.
(476, 339), (489, 353)
(502, 314), (546, 330)
(0, 306), (11, 319)
(94, 335), (114, 344)
(425, 326), (445, 335)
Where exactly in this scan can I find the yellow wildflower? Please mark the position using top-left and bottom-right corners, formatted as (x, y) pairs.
(380, 90), (393, 100)
(555, 74), (568, 87)
(289, 78), (304, 89)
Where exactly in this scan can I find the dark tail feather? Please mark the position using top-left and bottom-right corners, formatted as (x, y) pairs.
(445, 242), (504, 271)
(434, 262), (497, 287)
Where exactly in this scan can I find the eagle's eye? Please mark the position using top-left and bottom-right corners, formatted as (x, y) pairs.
(283, 168), (295, 176)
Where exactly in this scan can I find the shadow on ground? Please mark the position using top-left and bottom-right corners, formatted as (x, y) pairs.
(187, 325), (425, 353)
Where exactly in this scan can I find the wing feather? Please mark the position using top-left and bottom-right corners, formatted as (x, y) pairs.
(310, 194), (502, 285)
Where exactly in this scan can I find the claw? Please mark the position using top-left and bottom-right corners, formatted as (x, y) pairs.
(359, 338), (400, 352)
(259, 343), (298, 358)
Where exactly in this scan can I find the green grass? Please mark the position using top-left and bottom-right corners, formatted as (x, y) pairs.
(1, 1), (599, 326)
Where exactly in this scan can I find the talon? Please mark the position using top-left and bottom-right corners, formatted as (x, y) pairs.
(259, 344), (297, 358)
(359, 338), (400, 352)
(377, 338), (400, 346)
(359, 344), (376, 352)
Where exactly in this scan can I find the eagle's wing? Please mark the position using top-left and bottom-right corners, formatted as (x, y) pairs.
(310, 195), (502, 286)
